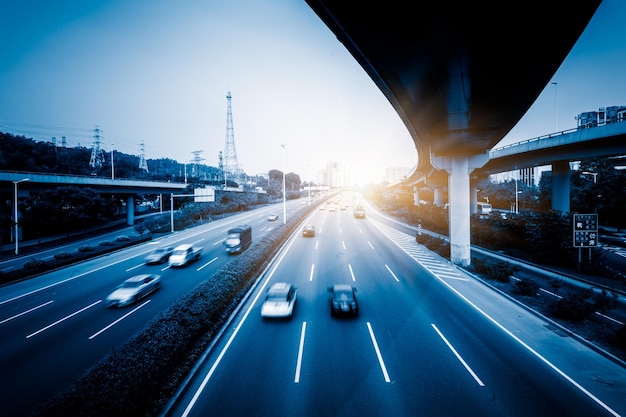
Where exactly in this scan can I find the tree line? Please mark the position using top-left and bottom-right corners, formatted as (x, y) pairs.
(0, 132), (307, 248)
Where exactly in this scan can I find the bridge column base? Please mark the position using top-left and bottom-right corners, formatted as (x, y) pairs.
(126, 195), (135, 226)
(432, 152), (489, 267)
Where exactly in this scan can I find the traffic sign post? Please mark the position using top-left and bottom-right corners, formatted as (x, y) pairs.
(572, 213), (598, 247)
(573, 213), (598, 271)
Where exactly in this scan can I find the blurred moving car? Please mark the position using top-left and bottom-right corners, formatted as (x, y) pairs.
(168, 244), (202, 267)
(261, 282), (297, 318)
(144, 247), (174, 264)
(302, 225), (315, 237)
(268, 214), (279, 221)
(328, 284), (358, 317)
(105, 274), (161, 307)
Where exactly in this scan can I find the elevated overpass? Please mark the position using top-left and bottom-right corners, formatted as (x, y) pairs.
(0, 171), (187, 226)
(477, 122), (626, 213)
(306, 1), (602, 266)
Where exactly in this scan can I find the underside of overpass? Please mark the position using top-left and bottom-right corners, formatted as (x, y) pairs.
(306, 1), (602, 265)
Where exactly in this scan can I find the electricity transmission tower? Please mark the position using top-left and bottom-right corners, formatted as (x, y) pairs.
(190, 150), (205, 178)
(223, 91), (241, 185)
(89, 126), (104, 171)
(139, 141), (148, 172)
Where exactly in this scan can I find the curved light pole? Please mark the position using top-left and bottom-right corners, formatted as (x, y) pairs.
(551, 81), (558, 132)
(13, 178), (29, 255)
(281, 143), (287, 224)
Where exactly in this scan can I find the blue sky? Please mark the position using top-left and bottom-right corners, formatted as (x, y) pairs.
(1, 1), (625, 183)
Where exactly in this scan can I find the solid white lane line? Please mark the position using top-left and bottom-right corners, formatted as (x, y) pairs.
(431, 323), (485, 387)
(26, 300), (102, 338)
(0, 300), (53, 325)
(89, 300), (150, 339)
(367, 322), (391, 383)
(294, 321), (307, 383)
(384, 264), (400, 282)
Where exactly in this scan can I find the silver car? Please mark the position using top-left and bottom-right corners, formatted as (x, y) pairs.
(261, 282), (297, 318)
(105, 274), (161, 307)
(144, 247), (174, 264)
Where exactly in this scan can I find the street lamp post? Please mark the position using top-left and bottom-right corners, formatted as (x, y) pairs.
(111, 147), (115, 180)
(515, 176), (519, 214)
(551, 81), (558, 132)
(281, 144), (286, 224)
(13, 178), (29, 255)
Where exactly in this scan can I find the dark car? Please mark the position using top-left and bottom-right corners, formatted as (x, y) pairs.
(328, 284), (358, 317)
(144, 247), (174, 264)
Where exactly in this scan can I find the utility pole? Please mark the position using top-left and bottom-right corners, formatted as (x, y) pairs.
(281, 143), (287, 224)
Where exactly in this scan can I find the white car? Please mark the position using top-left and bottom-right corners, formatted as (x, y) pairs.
(261, 282), (297, 318)
(268, 214), (279, 221)
(105, 274), (161, 307)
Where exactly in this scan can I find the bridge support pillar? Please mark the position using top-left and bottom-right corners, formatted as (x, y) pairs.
(552, 160), (571, 213)
(126, 194), (135, 226)
(471, 186), (479, 214)
(432, 152), (489, 267)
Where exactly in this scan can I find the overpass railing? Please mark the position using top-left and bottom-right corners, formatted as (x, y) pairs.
(490, 128), (578, 156)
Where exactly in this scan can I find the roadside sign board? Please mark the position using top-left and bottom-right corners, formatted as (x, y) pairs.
(573, 213), (598, 247)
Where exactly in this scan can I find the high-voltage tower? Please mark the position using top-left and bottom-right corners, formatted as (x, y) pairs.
(89, 126), (104, 171)
(139, 141), (149, 172)
(223, 91), (241, 183)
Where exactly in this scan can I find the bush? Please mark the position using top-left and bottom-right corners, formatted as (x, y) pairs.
(99, 241), (115, 247)
(54, 252), (73, 260)
(593, 289), (618, 315)
(612, 324), (626, 349)
(514, 279), (539, 296)
(115, 235), (130, 241)
(551, 289), (595, 321)
(77, 245), (95, 252)
(416, 234), (449, 258)
(470, 257), (516, 283)
(24, 259), (47, 269)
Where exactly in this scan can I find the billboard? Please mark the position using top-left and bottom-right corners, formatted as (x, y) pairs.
(194, 187), (215, 203)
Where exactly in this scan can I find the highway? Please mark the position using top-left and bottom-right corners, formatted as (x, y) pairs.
(1, 196), (625, 417)
(0, 201), (298, 417)
(165, 196), (626, 417)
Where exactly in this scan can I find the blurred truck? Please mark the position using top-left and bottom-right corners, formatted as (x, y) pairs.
(224, 225), (252, 255)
